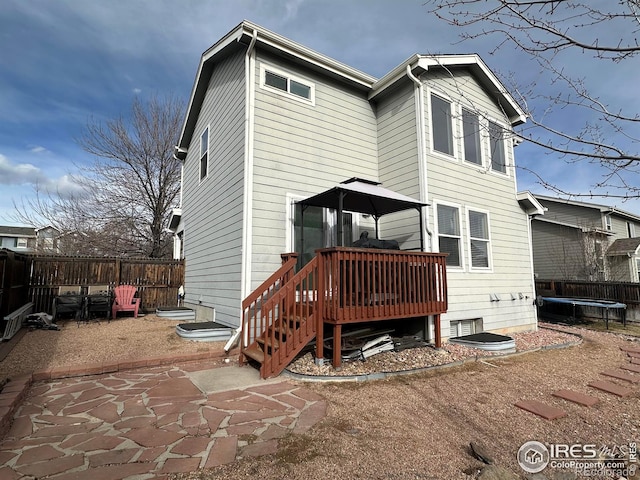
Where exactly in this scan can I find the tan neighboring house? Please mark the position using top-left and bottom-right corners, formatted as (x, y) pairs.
(532, 195), (640, 282)
(173, 21), (544, 356)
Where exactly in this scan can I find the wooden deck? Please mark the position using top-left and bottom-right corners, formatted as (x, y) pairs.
(241, 248), (448, 378)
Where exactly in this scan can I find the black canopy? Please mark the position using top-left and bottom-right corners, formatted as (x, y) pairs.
(297, 178), (428, 250)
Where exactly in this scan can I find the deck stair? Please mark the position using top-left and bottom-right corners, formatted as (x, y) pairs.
(241, 254), (318, 378)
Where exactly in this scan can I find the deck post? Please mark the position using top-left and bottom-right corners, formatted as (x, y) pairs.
(315, 325), (324, 365)
(332, 324), (342, 368)
(434, 313), (442, 348)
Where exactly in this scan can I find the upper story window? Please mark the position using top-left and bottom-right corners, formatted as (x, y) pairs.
(199, 127), (209, 181)
(261, 65), (315, 104)
(16, 238), (28, 248)
(488, 120), (507, 173)
(604, 214), (612, 231)
(468, 209), (491, 269)
(627, 221), (636, 238)
(430, 94), (454, 156)
(462, 108), (482, 166)
(437, 203), (462, 267)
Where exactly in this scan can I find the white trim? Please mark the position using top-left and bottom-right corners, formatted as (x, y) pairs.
(285, 193), (306, 252)
(466, 206), (493, 272)
(259, 63), (316, 106)
(434, 200), (464, 270)
(241, 33), (257, 300)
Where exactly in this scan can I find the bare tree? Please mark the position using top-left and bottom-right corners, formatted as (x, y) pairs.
(13, 95), (184, 258)
(425, 0), (640, 199)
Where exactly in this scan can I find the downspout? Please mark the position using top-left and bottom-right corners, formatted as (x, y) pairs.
(406, 65), (433, 251)
(407, 64), (437, 344)
(240, 29), (258, 301)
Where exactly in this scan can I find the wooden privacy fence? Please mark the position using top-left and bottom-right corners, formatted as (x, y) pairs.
(0, 250), (184, 315)
(536, 279), (640, 307)
(0, 250), (31, 320)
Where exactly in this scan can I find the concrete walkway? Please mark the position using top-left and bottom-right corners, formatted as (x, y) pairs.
(0, 360), (327, 479)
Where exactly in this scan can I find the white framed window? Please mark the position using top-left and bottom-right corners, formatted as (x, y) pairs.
(488, 120), (507, 174)
(627, 222), (636, 238)
(16, 237), (28, 248)
(430, 92), (455, 157)
(467, 208), (492, 270)
(461, 107), (482, 166)
(436, 202), (463, 268)
(604, 214), (612, 231)
(260, 64), (315, 105)
(199, 126), (209, 181)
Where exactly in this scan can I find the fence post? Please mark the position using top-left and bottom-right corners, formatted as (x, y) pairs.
(115, 258), (121, 286)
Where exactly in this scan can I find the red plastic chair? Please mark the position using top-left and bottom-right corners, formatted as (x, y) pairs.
(111, 285), (140, 318)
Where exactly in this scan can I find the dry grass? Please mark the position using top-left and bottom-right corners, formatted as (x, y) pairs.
(0, 314), (227, 381)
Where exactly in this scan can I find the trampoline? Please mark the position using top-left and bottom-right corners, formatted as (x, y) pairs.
(540, 297), (626, 329)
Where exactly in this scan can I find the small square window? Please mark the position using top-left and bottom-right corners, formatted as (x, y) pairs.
(265, 71), (287, 91)
(262, 67), (314, 103)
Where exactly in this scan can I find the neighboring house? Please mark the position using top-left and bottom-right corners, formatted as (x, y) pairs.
(531, 195), (640, 282)
(174, 21), (543, 353)
(0, 225), (66, 254)
(35, 225), (62, 254)
(0, 226), (36, 252)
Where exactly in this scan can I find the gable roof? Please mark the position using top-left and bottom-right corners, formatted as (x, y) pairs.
(176, 20), (376, 156)
(534, 194), (640, 223)
(176, 21), (527, 154)
(371, 54), (526, 126)
(0, 226), (36, 238)
(607, 237), (640, 256)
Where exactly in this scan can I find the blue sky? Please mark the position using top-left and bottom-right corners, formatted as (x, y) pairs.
(1, 0), (639, 225)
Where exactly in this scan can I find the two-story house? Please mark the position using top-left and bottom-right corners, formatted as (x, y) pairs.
(532, 194), (640, 282)
(173, 21), (544, 371)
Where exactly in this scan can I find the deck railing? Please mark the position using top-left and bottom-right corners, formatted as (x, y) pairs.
(241, 248), (449, 376)
(317, 247), (448, 323)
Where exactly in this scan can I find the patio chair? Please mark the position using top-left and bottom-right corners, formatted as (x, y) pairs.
(111, 285), (140, 319)
(52, 285), (83, 321)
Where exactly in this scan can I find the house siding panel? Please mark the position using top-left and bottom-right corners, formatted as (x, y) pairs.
(249, 51), (379, 287)
(182, 50), (246, 326)
(423, 70), (537, 335)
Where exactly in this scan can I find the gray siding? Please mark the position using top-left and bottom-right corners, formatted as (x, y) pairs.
(376, 80), (423, 250)
(422, 69), (537, 335)
(537, 200), (603, 229)
(532, 221), (589, 279)
(182, 50), (246, 326)
(249, 51), (379, 288)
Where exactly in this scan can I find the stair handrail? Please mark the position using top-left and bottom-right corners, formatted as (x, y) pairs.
(241, 253), (298, 349)
(260, 255), (319, 377)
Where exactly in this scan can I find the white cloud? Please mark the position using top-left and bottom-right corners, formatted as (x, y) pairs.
(29, 145), (48, 154)
(0, 153), (82, 196)
(0, 153), (45, 185)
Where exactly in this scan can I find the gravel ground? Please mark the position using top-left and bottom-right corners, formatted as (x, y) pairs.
(2, 319), (640, 479)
